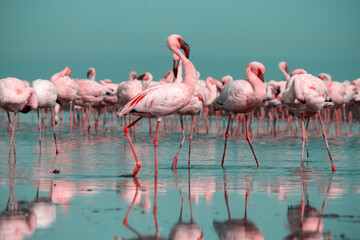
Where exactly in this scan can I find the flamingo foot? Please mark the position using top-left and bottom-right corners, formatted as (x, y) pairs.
(132, 162), (142, 176)
(172, 156), (178, 169)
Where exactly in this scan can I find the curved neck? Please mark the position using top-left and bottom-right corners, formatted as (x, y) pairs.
(205, 80), (217, 106)
(279, 66), (290, 81)
(90, 72), (96, 81)
(170, 46), (196, 88)
(246, 66), (264, 95)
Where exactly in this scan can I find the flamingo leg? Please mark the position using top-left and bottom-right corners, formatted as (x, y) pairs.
(9, 113), (17, 165)
(305, 118), (310, 165)
(221, 114), (233, 167)
(172, 116), (185, 168)
(69, 101), (73, 137)
(300, 115), (307, 172)
(318, 113), (337, 172)
(124, 116), (143, 176)
(37, 109), (42, 154)
(153, 120), (161, 177)
(149, 118), (152, 136)
(245, 114), (260, 167)
(51, 107), (59, 154)
(342, 105), (347, 136)
(188, 116), (196, 169)
(59, 108), (64, 139)
(7, 112), (13, 132)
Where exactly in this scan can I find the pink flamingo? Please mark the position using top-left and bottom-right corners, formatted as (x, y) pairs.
(32, 79), (59, 154)
(215, 61), (266, 168)
(0, 77), (38, 164)
(283, 69), (336, 172)
(75, 76), (114, 135)
(318, 73), (348, 136)
(115, 34), (196, 177)
(50, 66), (79, 137)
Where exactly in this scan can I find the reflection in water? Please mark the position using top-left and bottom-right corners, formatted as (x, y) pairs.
(0, 168), (36, 240)
(115, 177), (167, 240)
(213, 169), (264, 240)
(28, 180), (56, 229)
(284, 173), (332, 240)
(169, 169), (204, 240)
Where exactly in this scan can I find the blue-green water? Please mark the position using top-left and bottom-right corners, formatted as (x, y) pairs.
(0, 113), (359, 239)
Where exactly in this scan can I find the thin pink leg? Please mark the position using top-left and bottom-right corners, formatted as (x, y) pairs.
(305, 119), (310, 165)
(59, 108), (64, 139)
(188, 116), (196, 169)
(221, 114), (233, 167)
(9, 113), (17, 165)
(149, 118), (153, 136)
(37, 109), (42, 154)
(124, 116), (143, 176)
(342, 105), (347, 136)
(318, 113), (337, 172)
(51, 108), (59, 154)
(300, 115), (306, 172)
(245, 114), (260, 167)
(69, 101), (73, 137)
(153, 120), (161, 177)
(172, 116), (185, 168)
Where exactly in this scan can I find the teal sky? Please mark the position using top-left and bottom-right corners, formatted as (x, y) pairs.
(1, 0), (359, 83)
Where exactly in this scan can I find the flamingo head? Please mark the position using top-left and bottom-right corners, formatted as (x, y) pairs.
(129, 71), (138, 81)
(221, 75), (233, 85)
(136, 72), (153, 81)
(64, 66), (71, 76)
(249, 61), (265, 82)
(87, 67), (96, 79)
(167, 34), (190, 59)
(317, 73), (332, 82)
(279, 61), (289, 73)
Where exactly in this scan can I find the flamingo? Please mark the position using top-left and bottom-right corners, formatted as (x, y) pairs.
(318, 73), (348, 136)
(115, 34), (196, 177)
(74, 71), (114, 132)
(50, 66), (79, 137)
(283, 69), (337, 172)
(215, 61), (266, 168)
(32, 79), (59, 154)
(0, 77), (38, 164)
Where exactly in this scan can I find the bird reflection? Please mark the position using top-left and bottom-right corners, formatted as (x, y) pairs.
(0, 167), (36, 240)
(115, 177), (166, 240)
(284, 173), (332, 240)
(28, 180), (57, 229)
(213, 168), (264, 240)
(169, 169), (204, 240)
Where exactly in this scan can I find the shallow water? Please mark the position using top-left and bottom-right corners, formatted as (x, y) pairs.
(0, 112), (359, 240)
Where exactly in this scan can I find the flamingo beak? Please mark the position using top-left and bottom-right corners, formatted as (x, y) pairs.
(258, 70), (264, 82)
(87, 70), (91, 78)
(179, 39), (190, 59)
(137, 74), (145, 80)
(173, 59), (180, 79)
(285, 66), (289, 74)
